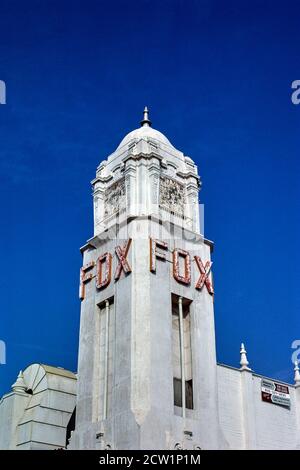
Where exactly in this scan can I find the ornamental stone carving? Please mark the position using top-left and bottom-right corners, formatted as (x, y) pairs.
(104, 177), (125, 218)
(159, 176), (185, 215)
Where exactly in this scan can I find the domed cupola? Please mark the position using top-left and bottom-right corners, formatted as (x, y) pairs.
(92, 108), (201, 236)
(117, 107), (175, 150)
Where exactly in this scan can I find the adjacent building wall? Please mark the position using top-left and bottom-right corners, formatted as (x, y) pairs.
(0, 364), (76, 450)
(217, 364), (300, 449)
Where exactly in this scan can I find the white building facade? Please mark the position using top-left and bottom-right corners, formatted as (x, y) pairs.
(1, 109), (300, 449)
(0, 364), (76, 449)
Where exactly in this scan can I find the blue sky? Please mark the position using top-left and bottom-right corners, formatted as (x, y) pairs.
(0, 0), (299, 396)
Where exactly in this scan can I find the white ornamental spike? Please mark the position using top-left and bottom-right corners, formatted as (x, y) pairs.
(240, 343), (251, 371)
(11, 370), (27, 393)
(294, 361), (300, 387)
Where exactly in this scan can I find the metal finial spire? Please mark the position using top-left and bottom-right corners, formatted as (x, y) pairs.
(140, 106), (152, 127)
(240, 342), (251, 371)
(294, 361), (300, 387)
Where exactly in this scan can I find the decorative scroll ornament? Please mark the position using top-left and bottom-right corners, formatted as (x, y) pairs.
(96, 252), (112, 289)
(194, 256), (214, 295)
(172, 249), (191, 285)
(174, 442), (183, 450)
(114, 238), (132, 280)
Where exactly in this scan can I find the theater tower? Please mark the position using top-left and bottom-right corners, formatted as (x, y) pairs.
(69, 108), (226, 450)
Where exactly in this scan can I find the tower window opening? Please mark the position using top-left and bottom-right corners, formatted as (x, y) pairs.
(171, 294), (193, 412)
(92, 297), (114, 422)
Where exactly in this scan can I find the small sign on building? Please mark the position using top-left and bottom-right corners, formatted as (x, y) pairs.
(261, 379), (290, 409)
